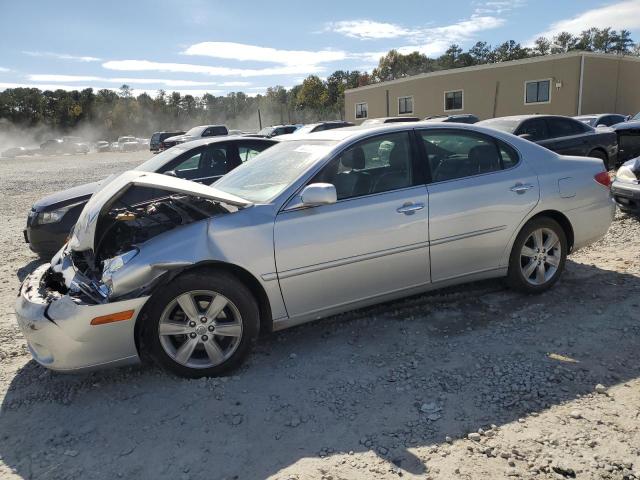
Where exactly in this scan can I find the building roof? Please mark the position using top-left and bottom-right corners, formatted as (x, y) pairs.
(345, 51), (640, 93)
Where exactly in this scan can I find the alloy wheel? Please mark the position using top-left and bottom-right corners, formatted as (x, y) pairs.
(519, 227), (562, 286)
(158, 290), (243, 369)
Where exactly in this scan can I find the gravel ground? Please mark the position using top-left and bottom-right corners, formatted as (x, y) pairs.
(0, 152), (639, 480)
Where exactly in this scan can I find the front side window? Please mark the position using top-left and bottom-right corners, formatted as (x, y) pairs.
(238, 141), (272, 162)
(420, 130), (517, 182)
(444, 90), (463, 111)
(312, 132), (413, 200)
(525, 80), (550, 104)
(546, 117), (584, 137)
(398, 96), (413, 114)
(355, 102), (368, 119)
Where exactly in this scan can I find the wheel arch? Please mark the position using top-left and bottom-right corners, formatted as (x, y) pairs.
(133, 260), (273, 356)
(526, 210), (574, 252)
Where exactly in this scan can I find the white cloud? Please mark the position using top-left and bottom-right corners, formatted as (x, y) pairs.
(183, 41), (347, 66)
(328, 15), (505, 56)
(326, 20), (418, 40)
(0, 67), (10, 72)
(22, 51), (101, 62)
(102, 59), (325, 77)
(473, 0), (527, 16)
(219, 81), (252, 87)
(535, 0), (640, 40)
(27, 74), (218, 87)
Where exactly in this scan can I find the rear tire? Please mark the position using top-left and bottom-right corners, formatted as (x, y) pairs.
(142, 269), (259, 378)
(506, 217), (567, 294)
(588, 149), (609, 170)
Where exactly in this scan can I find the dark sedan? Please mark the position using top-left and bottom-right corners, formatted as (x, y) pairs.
(25, 136), (277, 257)
(612, 120), (640, 165)
(478, 115), (618, 169)
(611, 157), (640, 214)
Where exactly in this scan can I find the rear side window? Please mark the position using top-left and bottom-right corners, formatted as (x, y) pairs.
(546, 118), (585, 137)
(517, 119), (549, 141)
(420, 130), (518, 182)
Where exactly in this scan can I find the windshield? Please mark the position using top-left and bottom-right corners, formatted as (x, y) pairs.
(214, 140), (336, 202)
(477, 118), (522, 133)
(633, 112), (640, 121)
(185, 126), (205, 136)
(134, 146), (189, 172)
(575, 116), (597, 126)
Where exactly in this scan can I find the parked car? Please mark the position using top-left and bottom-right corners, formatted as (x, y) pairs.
(573, 113), (627, 127)
(290, 121), (354, 135)
(96, 141), (111, 153)
(137, 138), (150, 149)
(62, 136), (90, 154)
(2, 146), (34, 158)
(611, 120), (640, 165)
(40, 139), (65, 154)
(24, 136), (277, 257)
(16, 123), (614, 377)
(150, 131), (185, 153)
(162, 125), (228, 150)
(118, 136), (140, 152)
(424, 114), (479, 124)
(478, 115), (618, 169)
(361, 116), (420, 125)
(249, 125), (301, 138)
(611, 157), (640, 214)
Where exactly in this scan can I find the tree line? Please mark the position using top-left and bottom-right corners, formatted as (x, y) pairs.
(0, 27), (637, 140)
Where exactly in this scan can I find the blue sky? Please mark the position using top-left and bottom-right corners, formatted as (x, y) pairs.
(1, 0), (639, 97)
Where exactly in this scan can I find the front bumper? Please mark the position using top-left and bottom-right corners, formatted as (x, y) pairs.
(611, 180), (640, 213)
(15, 264), (149, 372)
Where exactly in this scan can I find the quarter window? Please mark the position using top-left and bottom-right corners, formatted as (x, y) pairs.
(525, 79), (550, 104)
(444, 90), (463, 111)
(420, 130), (518, 182)
(355, 102), (368, 119)
(398, 96), (413, 114)
(312, 132), (413, 200)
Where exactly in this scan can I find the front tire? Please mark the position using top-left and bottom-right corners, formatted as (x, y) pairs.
(506, 217), (567, 294)
(142, 269), (259, 378)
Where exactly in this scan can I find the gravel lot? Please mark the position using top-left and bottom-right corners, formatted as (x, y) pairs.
(0, 151), (639, 480)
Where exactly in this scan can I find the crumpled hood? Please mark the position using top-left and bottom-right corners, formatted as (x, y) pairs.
(68, 170), (252, 252)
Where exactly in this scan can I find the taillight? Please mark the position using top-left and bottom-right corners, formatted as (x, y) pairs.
(594, 171), (612, 188)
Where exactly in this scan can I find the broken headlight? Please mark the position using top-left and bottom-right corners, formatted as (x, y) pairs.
(101, 248), (139, 293)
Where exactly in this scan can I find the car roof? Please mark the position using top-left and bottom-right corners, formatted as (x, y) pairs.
(276, 121), (520, 145)
(174, 135), (280, 149)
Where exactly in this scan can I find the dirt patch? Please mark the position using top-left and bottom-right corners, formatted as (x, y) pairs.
(0, 152), (638, 479)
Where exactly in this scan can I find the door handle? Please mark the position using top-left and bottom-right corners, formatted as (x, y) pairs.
(396, 202), (425, 215)
(510, 183), (534, 194)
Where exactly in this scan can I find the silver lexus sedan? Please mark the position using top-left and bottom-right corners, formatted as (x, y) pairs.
(16, 123), (615, 377)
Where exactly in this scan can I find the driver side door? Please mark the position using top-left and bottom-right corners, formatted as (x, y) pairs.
(273, 131), (430, 319)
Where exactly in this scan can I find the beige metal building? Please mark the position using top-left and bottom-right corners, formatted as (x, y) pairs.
(344, 52), (640, 123)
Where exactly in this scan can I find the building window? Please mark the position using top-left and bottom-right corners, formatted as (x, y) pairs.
(355, 102), (368, 119)
(398, 96), (413, 114)
(525, 79), (551, 104)
(444, 90), (463, 111)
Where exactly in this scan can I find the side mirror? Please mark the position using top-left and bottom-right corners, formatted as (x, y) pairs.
(596, 124), (607, 128)
(164, 170), (177, 177)
(518, 133), (533, 140)
(300, 183), (337, 207)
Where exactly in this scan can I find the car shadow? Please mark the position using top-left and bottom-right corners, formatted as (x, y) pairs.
(1, 258), (639, 479)
(16, 258), (45, 282)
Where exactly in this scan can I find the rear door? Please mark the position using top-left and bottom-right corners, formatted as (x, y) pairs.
(541, 117), (591, 156)
(273, 131), (430, 318)
(421, 128), (539, 282)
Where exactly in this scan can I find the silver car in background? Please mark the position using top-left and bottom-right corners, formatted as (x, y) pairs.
(16, 123), (615, 377)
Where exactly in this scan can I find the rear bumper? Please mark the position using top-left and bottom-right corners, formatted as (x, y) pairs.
(15, 264), (148, 373)
(611, 181), (640, 213)
(567, 196), (616, 251)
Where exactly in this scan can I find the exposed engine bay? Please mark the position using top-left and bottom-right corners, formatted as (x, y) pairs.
(48, 185), (238, 303)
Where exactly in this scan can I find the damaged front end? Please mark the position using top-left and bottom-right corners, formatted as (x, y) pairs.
(55, 170), (251, 303)
(16, 171), (251, 372)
